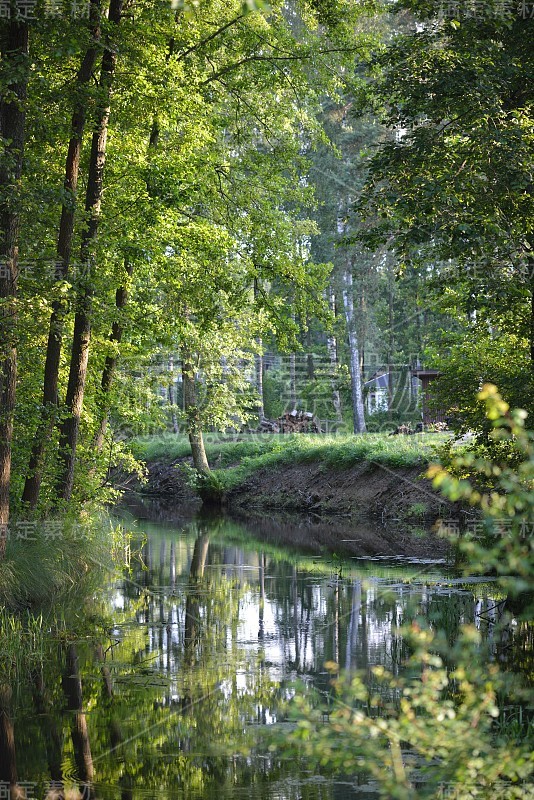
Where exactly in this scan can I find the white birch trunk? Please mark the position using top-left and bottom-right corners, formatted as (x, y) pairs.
(289, 352), (297, 411)
(342, 266), (366, 433)
(289, 308), (297, 411)
(326, 286), (342, 421)
(255, 340), (265, 422)
(168, 357), (179, 433)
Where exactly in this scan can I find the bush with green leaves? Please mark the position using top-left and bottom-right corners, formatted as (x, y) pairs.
(177, 461), (227, 504)
(279, 385), (534, 799)
(282, 627), (533, 800)
(428, 384), (534, 611)
(427, 331), (533, 444)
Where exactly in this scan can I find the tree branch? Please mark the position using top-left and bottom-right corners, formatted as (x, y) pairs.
(176, 14), (246, 62)
(202, 45), (367, 85)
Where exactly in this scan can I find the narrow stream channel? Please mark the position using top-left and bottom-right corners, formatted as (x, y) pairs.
(8, 509), (505, 799)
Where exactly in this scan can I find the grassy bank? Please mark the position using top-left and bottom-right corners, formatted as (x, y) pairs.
(131, 432), (448, 491)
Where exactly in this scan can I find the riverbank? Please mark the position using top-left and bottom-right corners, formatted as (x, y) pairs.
(127, 433), (456, 524)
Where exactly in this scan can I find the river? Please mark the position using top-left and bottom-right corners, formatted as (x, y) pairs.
(4, 506), (507, 800)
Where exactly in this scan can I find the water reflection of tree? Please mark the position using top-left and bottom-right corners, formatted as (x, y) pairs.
(32, 669), (64, 787)
(0, 684), (20, 797)
(82, 522), (288, 794)
(0, 573), (114, 798)
(184, 533), (210, 664)
(62, 643), (94, 798)
(1, 517), (528, 800)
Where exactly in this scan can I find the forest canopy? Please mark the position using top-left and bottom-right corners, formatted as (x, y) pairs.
(0, 0), (532, 529)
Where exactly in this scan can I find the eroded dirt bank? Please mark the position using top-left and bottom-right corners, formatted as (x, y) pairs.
(125, 457), (455, 524)
(225, 461), (452, 521)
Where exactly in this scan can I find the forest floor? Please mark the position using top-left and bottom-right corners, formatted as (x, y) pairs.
(126, 432), (459, 525)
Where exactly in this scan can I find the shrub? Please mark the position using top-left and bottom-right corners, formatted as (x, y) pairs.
(277, 385), (534, 798)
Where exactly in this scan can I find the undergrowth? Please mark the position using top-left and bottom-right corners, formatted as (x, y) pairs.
(132, 432), (446, 467)
(130, 433), (448, 492)
(0, 515), (129, 610)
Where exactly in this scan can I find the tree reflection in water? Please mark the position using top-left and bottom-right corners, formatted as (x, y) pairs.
(0, 513), (518, 799)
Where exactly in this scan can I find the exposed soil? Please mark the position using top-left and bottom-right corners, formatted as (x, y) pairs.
(226, 460), (451, 522)
(125, 457), (455, 524)
(126, 458), (201, 505)
(120, 457), (459, 560)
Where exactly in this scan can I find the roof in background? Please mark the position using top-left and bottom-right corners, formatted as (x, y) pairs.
(364, 372), (390, 389)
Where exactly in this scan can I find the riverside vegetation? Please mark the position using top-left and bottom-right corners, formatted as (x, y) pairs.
(130, 431), (448, 504)
(275, 386), (534, 799)
(0, 379), (532, 796)
(0, 0), (532, 795)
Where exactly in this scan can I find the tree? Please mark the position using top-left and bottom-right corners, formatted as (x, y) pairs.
(21, 0), (102, 509)
(0, 16), (29, 543)
(342, 262), (366, 432)
(54, 0), (124, 504)
(281, 386), (534, 799)
(357, 2), (534, 427)
(1, 0), (382, 518)
(307, 104), (382, 431)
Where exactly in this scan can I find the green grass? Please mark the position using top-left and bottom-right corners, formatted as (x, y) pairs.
(0, 514), (129, 610)
(130, 432), (449, 491)
(130, 433), (288, 465)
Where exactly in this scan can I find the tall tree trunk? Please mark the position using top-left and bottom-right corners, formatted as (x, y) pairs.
(387, 262), (394, 420)
(93, 108), (166, 453)
(253, 280), (265, 422)
(55, 0), (123, 503)
(0, 19), (29, 545)
(530, 258), (534, 370)
(182, 351), (210, 474)
(306, 323), (315, 380)
(167, 357), (179, 434)
(255, 345), (264, 422)
(342, 266), (366, 433)
(358, 285), (366, 373)
(93, 261), (133, 450)
(289, 351), (297, 410)
(21, 0), (101, 510)
(326, 286), (342, 422)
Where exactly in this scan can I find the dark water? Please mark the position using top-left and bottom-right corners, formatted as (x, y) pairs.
(4, 509), (505, 800)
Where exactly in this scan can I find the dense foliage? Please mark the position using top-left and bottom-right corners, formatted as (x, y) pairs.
(1, 0), (531, 519)
(0, 3), (532, 797)
(281, 387), (534, 799)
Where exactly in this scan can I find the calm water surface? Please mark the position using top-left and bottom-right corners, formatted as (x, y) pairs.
(8, 509), (504, 800)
